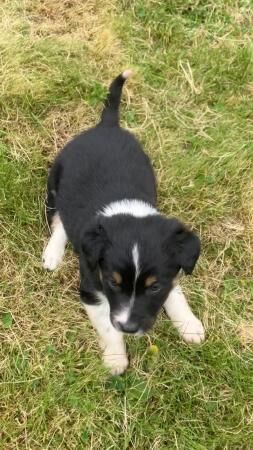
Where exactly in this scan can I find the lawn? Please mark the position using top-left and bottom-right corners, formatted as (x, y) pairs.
(1, 0), (253, 448)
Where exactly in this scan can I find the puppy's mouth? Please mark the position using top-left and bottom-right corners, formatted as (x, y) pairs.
(111, 317), (147, 336)
(110, 318), (140, 335)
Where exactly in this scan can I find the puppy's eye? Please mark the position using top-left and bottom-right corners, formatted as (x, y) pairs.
(108, 271), (122, 290)
(149, 283), (161, 293)
(108, 279), (121, 290)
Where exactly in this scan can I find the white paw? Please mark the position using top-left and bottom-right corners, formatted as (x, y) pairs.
(179, 317), (205, 344)
(42, 243), (64, 271)
(103, 352), (129, 375)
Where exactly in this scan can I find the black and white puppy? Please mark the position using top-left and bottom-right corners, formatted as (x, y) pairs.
(42, 70), (204, 375)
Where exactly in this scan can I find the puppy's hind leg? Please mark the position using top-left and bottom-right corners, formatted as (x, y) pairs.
(42, 212), (67, 271)
(43, 162), (67, 270)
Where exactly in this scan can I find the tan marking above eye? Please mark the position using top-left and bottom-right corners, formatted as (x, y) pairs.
(112, 271), (122, 285)
(145, 275), (157, 288)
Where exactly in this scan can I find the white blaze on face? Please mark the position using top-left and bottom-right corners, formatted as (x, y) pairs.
(132, 243), (140, 280)
(114, 243), (140, 326)
(131, 243), (140, 310)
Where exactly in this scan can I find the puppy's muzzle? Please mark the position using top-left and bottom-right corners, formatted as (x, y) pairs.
(115, 320), (140, 334)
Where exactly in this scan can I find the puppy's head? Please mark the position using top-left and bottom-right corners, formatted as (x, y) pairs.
(81, 215), (200, 334)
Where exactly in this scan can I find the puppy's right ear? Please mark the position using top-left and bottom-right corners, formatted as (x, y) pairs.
(81, 218), (108, 271)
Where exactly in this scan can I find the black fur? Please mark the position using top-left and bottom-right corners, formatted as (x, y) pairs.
(46, 72), (200, 334)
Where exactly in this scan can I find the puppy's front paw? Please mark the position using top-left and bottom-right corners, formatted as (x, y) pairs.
(179, 317), (205, 344)
(103, 351), (129, 375)
(42, 243), (64, 271)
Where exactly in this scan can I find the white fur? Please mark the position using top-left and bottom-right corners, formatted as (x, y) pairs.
(164, 285), (205, 344)
(85, 292), (128, 375)
(114, 309), (129, 324)
(122, 69), (132, 79)
(129, 242), (140, 312)
(42, 213), (67, 270)
(132, 243), (140, 278)
(101, 199), (158, 218)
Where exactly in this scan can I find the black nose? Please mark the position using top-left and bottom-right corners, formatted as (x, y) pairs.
(116, 321), (139, 334)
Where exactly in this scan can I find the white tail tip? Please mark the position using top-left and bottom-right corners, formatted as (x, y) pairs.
(122, 69), (133, 80)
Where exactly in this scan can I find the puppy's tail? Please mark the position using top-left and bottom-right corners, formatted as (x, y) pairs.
(100, 69), (132, 127)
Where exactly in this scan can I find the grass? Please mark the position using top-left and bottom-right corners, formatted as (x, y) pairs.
(1, 0), (253, 448)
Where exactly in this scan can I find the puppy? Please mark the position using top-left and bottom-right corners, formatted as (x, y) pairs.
(42, 70), (204, 375)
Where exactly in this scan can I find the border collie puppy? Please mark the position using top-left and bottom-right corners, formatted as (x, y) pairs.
(42, 70), (204, 375)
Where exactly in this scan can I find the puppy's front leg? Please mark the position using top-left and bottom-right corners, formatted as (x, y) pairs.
(84, 295), (128, 375)
(164, 285), (205, 344)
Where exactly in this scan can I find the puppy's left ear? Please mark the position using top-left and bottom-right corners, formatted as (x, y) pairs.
(175, 228), (201, 275)
(81, 218), (108, 271)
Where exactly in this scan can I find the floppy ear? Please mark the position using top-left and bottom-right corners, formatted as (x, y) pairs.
(81, 218), (108, 271)
(175, 228), (201, 275)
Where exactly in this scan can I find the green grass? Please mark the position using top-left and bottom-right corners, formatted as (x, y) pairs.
(1, 0), (253, 448)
